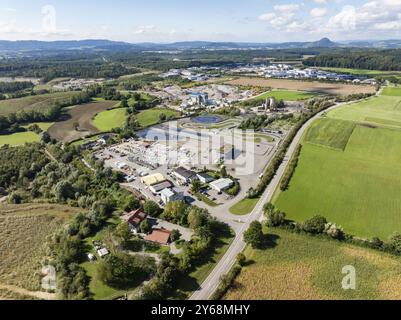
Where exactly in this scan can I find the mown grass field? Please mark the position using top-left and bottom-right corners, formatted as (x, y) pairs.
(0, 123), (54, 147)
(229, 198), (259, 216)
(275, 95), (401, 238)
(255, 90), (318, 101)
(382, 87), (401, 97)
(81, 261), (129, 300)
(0, 204), (80, 292)
(0, 92), (82, 116)
(93, 108), (127, 132)
(304, 118), (355, 150)
(328, 95), (401, 129)
(136, 108), (180, 127)
(225, 228), (401, 300)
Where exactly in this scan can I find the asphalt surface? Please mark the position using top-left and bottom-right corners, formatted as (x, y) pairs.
(189, 101), (349, 300)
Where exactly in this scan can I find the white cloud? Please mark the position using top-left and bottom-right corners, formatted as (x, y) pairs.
(314, 0), (327, 4)
(326, 5), (356, 31)
(310, 8), (328, 18)
(273, 4), (300, 14)
(258, 13), (276, 21)
(133, 25), (155, 34)
(374, 21), (401, 30)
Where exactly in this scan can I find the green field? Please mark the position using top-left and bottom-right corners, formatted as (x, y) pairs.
(0, 92), (82, 116)
(0, 122), (53, 147)
(225, 228), (401, 300)
(275, 111), (401, 238)
(229, 198), (259, 216)
(136, 108), (180, 127)
(329, 95), (401, 129)
(255, 90), (317, 101)
(304, 118), (356, 150)
(382, 87), (401, 97)
(93, 108), (127, 132)
(81, 262), (132, 300)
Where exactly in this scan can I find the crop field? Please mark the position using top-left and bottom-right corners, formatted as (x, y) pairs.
(304, 118), (356, 150)
(226, 77), (376, 96)
(275, 112), (401, 238)
(254, 90), (318, 101)
(329, 95), (401, 129)
(48, 101), (118, 143)
(225, 228), (401, 300)
(136, 108), (180, 127)
(93, 108), (127, 132)
(0, 204), (80, 293)
(0, 92), (82, 116)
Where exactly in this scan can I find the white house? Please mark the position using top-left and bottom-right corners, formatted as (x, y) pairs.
(161, 188), (184, 205)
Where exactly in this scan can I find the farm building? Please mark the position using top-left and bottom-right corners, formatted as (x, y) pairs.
(144, 228), (172, 245)
(210, 178), (234, 192)
(141, 173), (166, 186)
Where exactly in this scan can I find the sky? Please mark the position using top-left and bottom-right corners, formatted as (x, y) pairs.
(0, 0), (401, 43)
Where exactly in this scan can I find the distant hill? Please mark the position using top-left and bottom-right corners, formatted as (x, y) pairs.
(0, 38), (401, 55)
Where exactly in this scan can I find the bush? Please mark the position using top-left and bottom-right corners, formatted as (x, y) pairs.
(210, 266), (242, 300)
(236, 253), (246, 267)
(302, 215), (328, 234)
(143, 200), (161, 217)
(264, 203), (286, 227)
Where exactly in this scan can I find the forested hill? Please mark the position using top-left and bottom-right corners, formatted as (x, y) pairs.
(303, 49), (401, 71)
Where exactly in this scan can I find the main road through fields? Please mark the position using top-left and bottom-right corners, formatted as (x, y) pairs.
(189, 101), (350, 300)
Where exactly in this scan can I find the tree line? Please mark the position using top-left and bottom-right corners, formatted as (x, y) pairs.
(304, 49), (401, 71)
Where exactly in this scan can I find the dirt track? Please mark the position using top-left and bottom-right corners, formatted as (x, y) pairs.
(48, 101), (116, 143)
(226, 77), (376, 96)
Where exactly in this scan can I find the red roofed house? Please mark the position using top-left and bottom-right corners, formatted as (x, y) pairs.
(121, 209), (148, 234)
(144, 228), (172, 246)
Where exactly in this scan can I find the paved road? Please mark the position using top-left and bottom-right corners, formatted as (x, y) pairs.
(189, 101), (350, 300)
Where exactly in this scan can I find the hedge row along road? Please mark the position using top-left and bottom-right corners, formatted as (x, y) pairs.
(189, 99), (361, 301)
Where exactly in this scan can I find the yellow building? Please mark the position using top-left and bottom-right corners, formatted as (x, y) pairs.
(141, 173), (166, 186)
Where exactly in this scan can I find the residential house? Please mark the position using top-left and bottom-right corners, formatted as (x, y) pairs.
(121, 209), (148, 233)
(144, 228), (172, 245)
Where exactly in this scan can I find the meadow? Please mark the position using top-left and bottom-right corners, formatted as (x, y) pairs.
(275, 105), (401, 238)
(225, 228), (401, 300)
(0, 204), (80, 292)
(93, 108), (127, 132)
(0, 123), (54, 147)
(255, 90), (317, 101)
(329, 94), (401, 129)
(0, 92), (82, 116)
(136, 108), (180, 127)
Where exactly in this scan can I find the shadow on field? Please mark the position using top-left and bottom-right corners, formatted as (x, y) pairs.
(259, 233), (280, 250)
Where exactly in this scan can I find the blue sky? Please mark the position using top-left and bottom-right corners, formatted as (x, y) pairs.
(0, 0), (401, 42)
